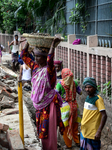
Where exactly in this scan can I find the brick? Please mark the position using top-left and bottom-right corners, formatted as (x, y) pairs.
(0, 123), (9, 131)
(7, 130), (24, 150)
(2, 95), (14, 102)
(10, 87), (17, 93)
(10, 93), (18, 101)
(0, 123), (3, 130)
(0, 96), (14, 109)
(4, 80), (14, 85)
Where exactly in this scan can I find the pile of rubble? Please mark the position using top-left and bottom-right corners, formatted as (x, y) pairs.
(0, 69), (41, 150)
(0, 71), (21, 150)
(0, 75), (18, 109)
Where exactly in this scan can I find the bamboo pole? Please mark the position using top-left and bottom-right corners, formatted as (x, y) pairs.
(18, 81), (24, 145)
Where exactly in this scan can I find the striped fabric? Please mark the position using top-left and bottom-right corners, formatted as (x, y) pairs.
(61, 101), (70, 127)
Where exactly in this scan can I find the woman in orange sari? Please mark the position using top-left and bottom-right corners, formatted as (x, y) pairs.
(56, 68), (82, 149)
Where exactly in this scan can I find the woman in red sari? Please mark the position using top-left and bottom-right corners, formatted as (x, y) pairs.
(56, 68), (82, 149)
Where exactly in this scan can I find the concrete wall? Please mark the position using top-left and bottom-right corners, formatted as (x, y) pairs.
(55, 34), (112, 142)
(0, 33), (13, 51)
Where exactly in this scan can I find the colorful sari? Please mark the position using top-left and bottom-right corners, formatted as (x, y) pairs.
(56, 68), (82, 147)
(21, 47), (65, 149)
(61, 68), (78, 140)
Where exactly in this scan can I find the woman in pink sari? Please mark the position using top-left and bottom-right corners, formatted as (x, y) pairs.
(20, 37), (64, 150)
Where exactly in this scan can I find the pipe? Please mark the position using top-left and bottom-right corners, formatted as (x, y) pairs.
(18, 81), (24, 145)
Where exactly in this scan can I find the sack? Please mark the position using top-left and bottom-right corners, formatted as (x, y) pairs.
(60, 101), (70, 127)
(73, 39), (81, 45)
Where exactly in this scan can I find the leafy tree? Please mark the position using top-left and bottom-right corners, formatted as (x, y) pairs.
(69, 1), (90, 33)
(21, 0), (66, 35)
(0, 0), (32, 34)
(0, 0), (66, 35)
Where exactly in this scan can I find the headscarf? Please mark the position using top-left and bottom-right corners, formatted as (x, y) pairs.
(61, 68), (75, 101)
(61, 68), (77, 140)
(54, 60), (63, 70)
(83, 77), (99, 94)
(54, 60), (62, 65)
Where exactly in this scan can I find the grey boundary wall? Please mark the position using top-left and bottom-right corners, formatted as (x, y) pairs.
(0, 33), (13, 51)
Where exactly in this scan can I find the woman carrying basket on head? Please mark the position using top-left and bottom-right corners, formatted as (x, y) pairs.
(20, 36), (65, 150)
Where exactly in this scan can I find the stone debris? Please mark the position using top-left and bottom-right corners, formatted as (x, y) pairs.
(0, 124), (9, 150)
(2, 108), (19, 115)
(10, 87), (18, 93)
(10, 93), (18, 101)
(7, 130), (24, 150)
(0, 96), (14, 110)
(4, 80), (14, 85)
(0, 123), (9, 131)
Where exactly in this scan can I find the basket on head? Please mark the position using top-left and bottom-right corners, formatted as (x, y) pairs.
(22, 33), (64, 52)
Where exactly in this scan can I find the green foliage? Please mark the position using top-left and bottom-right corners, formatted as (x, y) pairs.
(34, 1), (66, 35)
(69, 1), (90, 33)
(18, 27), (24, 34)
(63, 35), (67, 41)
(0, 0), (66, 35)
(0, 0), (32, 33)
(98, 81), (112, 102)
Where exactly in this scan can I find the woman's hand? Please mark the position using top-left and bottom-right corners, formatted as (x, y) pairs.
(23, 41), (29, 50)
(49, 36), (61, 54)
(52, 35), (61, 47)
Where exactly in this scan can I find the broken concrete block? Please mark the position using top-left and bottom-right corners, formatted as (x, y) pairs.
(4, 80), (14, 85)
(7, 130), (24, 150)
(10, 87), (17, 93)
(2, 96), (14, 102)
(0, 79), (5, 82)
(0, 96), (14, 110)
(0, 123), (3, 130)
(1, 87), (12, 98)
(2, 108), (19, 115)
(1, 91), (17, 102)
(10, 93), (18, 101)
(0, 137), (9, 149)
(3, 124), (9, 131)
(0, 123), (9, 131)
(0, 81), (9, 88)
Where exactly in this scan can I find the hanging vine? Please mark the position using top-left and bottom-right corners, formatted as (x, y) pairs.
(69, 2), (90, 33)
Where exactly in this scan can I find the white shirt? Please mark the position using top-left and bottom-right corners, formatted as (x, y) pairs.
(12, 40), (20, 53)
(22, 64), (31, 81)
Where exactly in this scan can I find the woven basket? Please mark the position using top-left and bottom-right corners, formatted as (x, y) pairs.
(22, 33), (64, 48)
